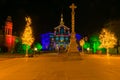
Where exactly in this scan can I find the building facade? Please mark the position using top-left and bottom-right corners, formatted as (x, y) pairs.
(0, 16), (16, 52)
(53, 14), (70, 51)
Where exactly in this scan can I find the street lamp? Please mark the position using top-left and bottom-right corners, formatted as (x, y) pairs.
(34, 47), (37, 51)
(34, 47), (38, 56)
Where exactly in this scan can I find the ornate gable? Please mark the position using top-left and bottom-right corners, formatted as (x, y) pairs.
(54, 14), (69, 30)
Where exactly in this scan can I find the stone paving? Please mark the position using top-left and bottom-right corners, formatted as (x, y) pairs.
(0, 53), (120, 80)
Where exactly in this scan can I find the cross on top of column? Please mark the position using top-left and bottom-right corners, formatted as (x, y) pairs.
(69, 3), (77, 12)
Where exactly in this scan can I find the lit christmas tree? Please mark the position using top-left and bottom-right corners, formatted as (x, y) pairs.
(99, 28), (117, 55)
(21, 16), (34, 57)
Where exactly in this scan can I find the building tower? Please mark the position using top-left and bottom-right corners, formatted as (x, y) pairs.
(67, 3), (79, 55)
(4, 16), (15, 52)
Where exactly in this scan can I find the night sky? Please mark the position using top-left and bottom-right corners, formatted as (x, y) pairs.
(0, 0), (120, 40)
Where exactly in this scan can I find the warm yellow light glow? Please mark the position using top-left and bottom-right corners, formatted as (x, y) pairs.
(79, 39), (85, 46)
(99, 28), (117, 54)
(21, 16), (34, 46)
(79, 39), (85, 53)
(34, 47), (37, 51)
(87, 48), (90, 51)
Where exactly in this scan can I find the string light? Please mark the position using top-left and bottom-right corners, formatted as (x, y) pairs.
(99, 28), (117, 54)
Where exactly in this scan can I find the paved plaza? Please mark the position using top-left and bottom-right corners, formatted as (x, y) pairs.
(0, 53), (120, 80)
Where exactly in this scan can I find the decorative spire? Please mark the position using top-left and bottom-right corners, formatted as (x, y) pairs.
(60, 13), (64, 25)
(6, 16), (12, 22)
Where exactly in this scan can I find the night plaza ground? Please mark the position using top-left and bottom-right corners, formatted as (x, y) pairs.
(0, 53), (120, 80)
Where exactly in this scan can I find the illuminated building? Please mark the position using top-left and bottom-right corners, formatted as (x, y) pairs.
(0, 16), (16, 52)
(39, 4), (82, 52)
(40, 14), (82, 52)
(4, 16), (16, 52)
(54, 14), (70, 51)
(40, 14), (70, 51)
(40, 32), (54, 50)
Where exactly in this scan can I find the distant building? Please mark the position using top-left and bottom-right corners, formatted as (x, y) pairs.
(53, 14), (70, 51)
(40, 32), (53, 50)
(0, 16), (16, 52)
(40, 14), (82, 52)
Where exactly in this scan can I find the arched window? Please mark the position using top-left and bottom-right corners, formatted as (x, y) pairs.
(60, 27), (64, 34)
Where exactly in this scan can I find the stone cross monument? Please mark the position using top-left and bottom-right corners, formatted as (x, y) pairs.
(70, 3), (76, 33)
(67, 3), (79, 55)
